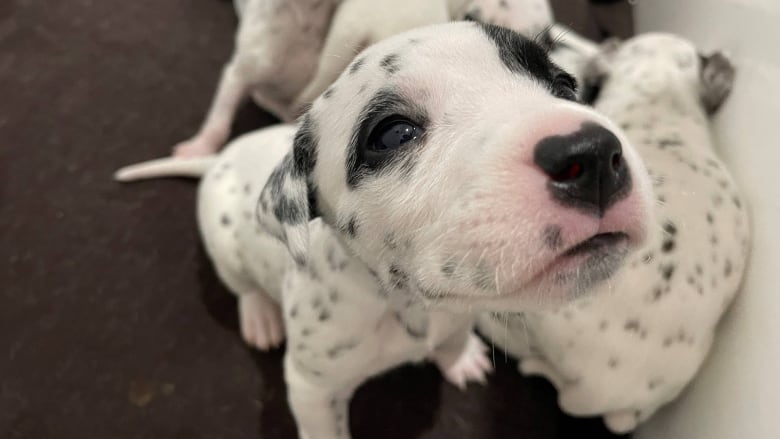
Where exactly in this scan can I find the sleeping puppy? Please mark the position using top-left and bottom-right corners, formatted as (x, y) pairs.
(118, 22), (654, 438)
(462, 0), (554, 37)
(293, 0), (555, 113)
(173, 0), (342, 157)
(479, 34), (749, 433)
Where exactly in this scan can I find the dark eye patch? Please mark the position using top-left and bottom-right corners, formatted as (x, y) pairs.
(346, 89), (429, 187)
(551, 70), (578, 101)
(477, 22), (580, 101)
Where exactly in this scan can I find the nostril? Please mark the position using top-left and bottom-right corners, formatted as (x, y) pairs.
(611, 152), (623, 172)
(552, 162), (583, 182)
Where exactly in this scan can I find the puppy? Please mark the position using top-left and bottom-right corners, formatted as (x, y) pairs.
(173, 0), (342, 157)
(462, 0), (553, 37)
(479, 34), (750, 433)
(290, 0), (453, 113)
(293, 0), (554, 113)
(118, 22), (654, 438)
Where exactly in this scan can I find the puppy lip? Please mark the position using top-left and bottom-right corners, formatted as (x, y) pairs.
(523, 231), (629, 287)
(561, 232), (628, 257)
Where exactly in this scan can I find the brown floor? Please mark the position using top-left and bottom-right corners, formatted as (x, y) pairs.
(0, 1), (633, 438)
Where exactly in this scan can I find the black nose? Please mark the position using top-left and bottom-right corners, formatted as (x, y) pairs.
(534, 123), (631, 216)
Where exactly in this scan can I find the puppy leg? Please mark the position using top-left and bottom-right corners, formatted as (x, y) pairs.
(292, 20), (367, 112)
(432, 330), (493, 390)
(212, 263), (285, 351)
(239, 289), (285, 351)
(286, 355), (353, 439)
(173, 62), (247, 157)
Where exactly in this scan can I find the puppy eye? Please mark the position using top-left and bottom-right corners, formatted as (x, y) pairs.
(370, 118), (421, 152)
(552, 72), (578, 101)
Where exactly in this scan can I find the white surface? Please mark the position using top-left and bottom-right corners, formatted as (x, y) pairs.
(635, 1), (780, 438)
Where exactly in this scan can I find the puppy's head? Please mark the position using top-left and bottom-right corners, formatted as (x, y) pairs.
(583, 33), (736, 114)
(259, 22), (653, 312)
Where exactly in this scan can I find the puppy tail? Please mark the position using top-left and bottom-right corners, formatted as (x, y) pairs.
(114, 156), (217, 182)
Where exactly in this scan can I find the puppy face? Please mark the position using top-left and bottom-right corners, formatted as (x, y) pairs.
(259, 22), (653, 312)
(584, 33), (736, 114)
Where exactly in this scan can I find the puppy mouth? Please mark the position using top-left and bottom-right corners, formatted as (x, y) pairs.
(561, 232), (629, 258)
(530, 231), (630, 286)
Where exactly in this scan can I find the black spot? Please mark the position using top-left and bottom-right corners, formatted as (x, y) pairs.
(441, 259), (457, 277)
(389, 264), (409, 290)
(349, 57), (366, 74)
(608, 358), (619, 369)
(661, 264), (676, 281)
(323, 86), (335, 99)
(662, 239), (675, 253)
(221, 214), (231, 226)
(384, 233), (398, 250)
(663, 337), (673, 347)
(292, 115), (318, 179)
(542, 225), (564, 250)
(732, 195), (742, 209)
(273, 194), (306, 224)
(648, 379), (663, 390)
(289, 305), (298, 318)
(318, 309), (331, 322)
(624, 319), (641, 333)
(724, 259), (733, 277)
(706, 212), (714, 224)
(663, 220), (677, 235)
(380, 53), (400, 74)
(340, 216), (358, 238)
(326, 340), (359, 359)
(651, 286), (663, 301)
(696, 264), (703, 276)
(658, 138), (682, 148)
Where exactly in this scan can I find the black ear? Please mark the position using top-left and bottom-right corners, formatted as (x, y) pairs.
(256, 118), (318, 264)
(581, 37), (622, 104)
(699, 51), (736, 115)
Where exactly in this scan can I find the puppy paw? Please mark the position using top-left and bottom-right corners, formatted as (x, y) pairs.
(239, 292), (285, 351)
(437, 334), (493, 390)
(604, 409), (639, 434)
(172, 137), (220, 158)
